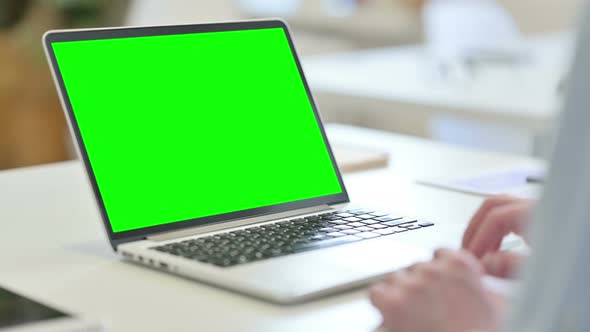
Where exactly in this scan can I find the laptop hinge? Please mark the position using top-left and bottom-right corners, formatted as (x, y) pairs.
(147, 205), (334, 242)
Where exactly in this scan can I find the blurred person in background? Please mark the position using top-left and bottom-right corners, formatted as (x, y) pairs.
(0, 0), (128, 170)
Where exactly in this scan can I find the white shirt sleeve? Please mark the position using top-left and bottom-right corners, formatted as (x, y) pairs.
(507, 6), (590, 332)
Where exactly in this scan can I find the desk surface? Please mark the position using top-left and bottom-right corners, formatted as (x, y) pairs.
(303, 33), (572, 130)
(0, 125), (542, 331)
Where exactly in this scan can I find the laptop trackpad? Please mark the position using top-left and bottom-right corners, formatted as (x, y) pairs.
(239, 238), (431, 300)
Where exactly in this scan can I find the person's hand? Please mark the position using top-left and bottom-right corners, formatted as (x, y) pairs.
(369, 249), (501, 332)
(462, 195), (534, 278)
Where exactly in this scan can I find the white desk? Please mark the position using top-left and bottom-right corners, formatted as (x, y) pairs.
(303, 33), (572, 153)
(0, 125), (542, 331)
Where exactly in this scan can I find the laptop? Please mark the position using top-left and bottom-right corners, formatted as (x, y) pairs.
(43, 20), (435, 304)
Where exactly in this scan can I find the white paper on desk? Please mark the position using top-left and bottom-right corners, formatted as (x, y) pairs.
(417, 167), (545, 199)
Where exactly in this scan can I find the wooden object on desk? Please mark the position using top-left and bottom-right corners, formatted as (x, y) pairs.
(332, 144), (389, 173)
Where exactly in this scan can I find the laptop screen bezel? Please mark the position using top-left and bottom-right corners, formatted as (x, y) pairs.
(43, 20), (350, 248)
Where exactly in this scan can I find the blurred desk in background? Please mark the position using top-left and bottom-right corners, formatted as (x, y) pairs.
(303, 32), (573, 155)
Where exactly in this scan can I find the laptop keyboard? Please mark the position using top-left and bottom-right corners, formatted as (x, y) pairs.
(151, 209), (434, 268)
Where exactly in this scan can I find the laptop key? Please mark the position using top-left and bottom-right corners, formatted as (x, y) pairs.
(418, 221), (435, 227)
(374, 228), (395, 235)
(399, 222), (419, 228)
(265, 248), (284, 257)
(354, 232), (381, 239)
(326, 232), (346, 237)
(360, 219), (381, 225)
(374, 216), (401, 222)
(329, 219), (348, 225)
(355, 226), (374, 232)
(383, 217), (417, 227)
(333, 225), (352, 230)
(348, 222), (366, 227)
(391, 227), (408, 233)
(343, 217), (362, 222)
(404, 225), (422, 230)
(399, 217), (418, 223)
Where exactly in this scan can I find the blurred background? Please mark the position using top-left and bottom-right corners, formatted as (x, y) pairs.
(0, 0), (578, 170)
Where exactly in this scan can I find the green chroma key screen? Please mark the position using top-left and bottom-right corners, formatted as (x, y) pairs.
(51, 27), (343, 233)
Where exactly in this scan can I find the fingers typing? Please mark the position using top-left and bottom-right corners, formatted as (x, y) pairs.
(462, 195), (516, 249)
(467, 202), (530, 257)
